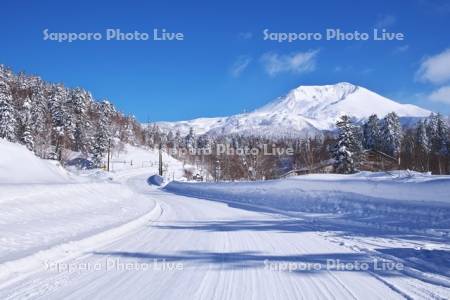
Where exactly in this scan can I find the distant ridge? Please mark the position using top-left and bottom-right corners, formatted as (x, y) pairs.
(154, 83), (431, 138)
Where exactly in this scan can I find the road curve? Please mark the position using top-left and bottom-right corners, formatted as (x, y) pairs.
(0, 174), (411, 300)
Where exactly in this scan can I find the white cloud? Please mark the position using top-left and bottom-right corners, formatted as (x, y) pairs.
(260, 50), (319, 76)
(428, 86), (450, 104)
(416, 48), (450, 84)
(230, 55), (252, 77)
(374, 14), (396, 28)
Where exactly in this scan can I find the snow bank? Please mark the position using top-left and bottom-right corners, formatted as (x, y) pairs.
(0, 177), (158, 263)
(164, 171), (450, 232)
(0, 200), (162, 284)
(0, 139), (71, 184)
(147, 174), (164, 186)
(0, 141), (187, 269)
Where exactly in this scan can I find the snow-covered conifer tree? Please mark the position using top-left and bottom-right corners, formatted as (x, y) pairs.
(0, 81), (17, 141)
(332, 115), (362, 174)
(19, 97), (34, 150)
(92, 101), (114, 167)
(427, 113), (449, 156)
(68, 88), (92, 154)
(184, 127), (196, 150)
(380, 112), (402, 158)
(363, 114), (380, 150)
(416, 120), (430, 171)
(426, 113), (449, 173)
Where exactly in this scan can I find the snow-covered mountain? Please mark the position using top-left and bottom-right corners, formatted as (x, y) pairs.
(155, 82), (431, 137)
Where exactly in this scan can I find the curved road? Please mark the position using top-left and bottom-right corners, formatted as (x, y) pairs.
(0, 173), (445, 299)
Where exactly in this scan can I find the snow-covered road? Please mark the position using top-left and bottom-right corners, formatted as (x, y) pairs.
(1, 173), (449, 299)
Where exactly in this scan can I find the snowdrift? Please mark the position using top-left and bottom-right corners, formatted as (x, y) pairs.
(0, 139), (71, 184)
(164, 171), (450, 232)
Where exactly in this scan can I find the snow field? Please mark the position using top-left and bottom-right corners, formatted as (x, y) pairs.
(164, 171), (450, 233)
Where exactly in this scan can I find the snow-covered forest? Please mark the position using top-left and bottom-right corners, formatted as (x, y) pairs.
(0, 65), (147, 166)
(171, 112), (450, 179)
(1, 65), (449, 179)
(332, 112), (449, 174)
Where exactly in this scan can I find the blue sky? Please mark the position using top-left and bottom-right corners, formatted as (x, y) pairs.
(1, 0), (450, 121)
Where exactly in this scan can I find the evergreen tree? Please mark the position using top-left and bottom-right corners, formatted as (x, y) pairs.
(332, 115), (362, 174)
(174, 130), (183, 150)
(380, 112), (402, 158)
(30, 82), (51, 157)
(0, 81), (17, 141)
(427, 113), (449, 156)
(184, 127), (196, 149)
(426, 113), (449, 173)
(20, 97), (34, 150)
(69, 88), (92, 154)
(416, 120), (430, 171)
(197, 134), (211, 149)
(363, 114), (381, 150)
(92, 101), (113, 167)
(401, 129), (416, 170)
(48, 85), (75, 159)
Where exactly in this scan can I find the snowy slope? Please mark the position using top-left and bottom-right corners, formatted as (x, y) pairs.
(108, 143), (189, 178)
(155, 83), (430, 137)
(156, 117), (225, 136)
(0, 140), (188, 269)
(0, 139), (72, 184)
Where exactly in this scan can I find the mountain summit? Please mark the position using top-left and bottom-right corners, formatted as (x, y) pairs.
(156, 83), (430, 137)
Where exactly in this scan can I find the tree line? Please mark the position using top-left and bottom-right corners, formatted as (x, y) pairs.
(153, 112), (450, 179)
(333, 112), (449, 174)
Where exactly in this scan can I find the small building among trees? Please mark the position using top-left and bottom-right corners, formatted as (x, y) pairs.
(359, 149), (399, 171)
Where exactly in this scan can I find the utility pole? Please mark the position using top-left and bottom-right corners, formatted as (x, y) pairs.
(158, 143), (163, 176)
(107, 139), (111, 172)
